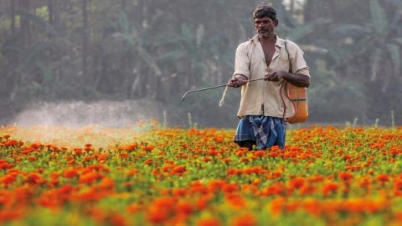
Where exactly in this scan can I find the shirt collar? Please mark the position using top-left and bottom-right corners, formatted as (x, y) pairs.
(250, 34), (285, 48)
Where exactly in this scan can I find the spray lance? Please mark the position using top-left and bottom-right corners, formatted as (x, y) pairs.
(181, 77), (265, 102)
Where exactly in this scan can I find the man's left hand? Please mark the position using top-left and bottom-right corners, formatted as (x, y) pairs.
(264, 71), (287, 82)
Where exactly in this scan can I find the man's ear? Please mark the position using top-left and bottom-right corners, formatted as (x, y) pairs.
(274, 19), (279, 27)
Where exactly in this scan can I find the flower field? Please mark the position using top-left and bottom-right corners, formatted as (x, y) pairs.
(1, 123), (402, 226)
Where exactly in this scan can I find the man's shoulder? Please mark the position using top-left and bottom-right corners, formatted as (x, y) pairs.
(238, 39), (253, 46)
(281, 38), (299, 48)
(237, 36), (258, 49)
(281, 39), (304, 53)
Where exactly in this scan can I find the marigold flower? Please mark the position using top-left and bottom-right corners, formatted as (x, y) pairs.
(376, 174), (389, 183)
(300, 185), (316, 196)
(289, 177), (305, 189)
(172, 188), (187, 197)
(222, 183), (238, 193)
(63, 168), (79, 179)
(0, 209), (23, 222)
(25, 173), (46, 185)
(98, 177), (114, 191)
(270, 197), (287, 215)
(207, 150), (218, 156)
(58, 184), (75, 195)
(171, 165), (186, 175)
(239, 157), (250, 163)
(338, 172), (353, 182)
(208, 180), (225, 192)
(227, 169), (237, 176)
(308, 175), (324, 183)
(143, 144), (155, 152)
(222, 158), (231, 164)
(127, 169), (137, 177)
(74, 148), (83, 155)
(144, 159), (153, 165)
(226, 193), (246, 209)
(119, 153), (129, 159)
(79, 171), (102, 184)
(0, 162), (13, 170)
(127, 203), (142, 213)
(253, 150), (265, 158)
(234, 150), (245, 157)
(176, 202), (193, 216)
(302, 199), (321, 216)
(322, 182), (338, 196)
(269, 171), (282, 180)
(394, 180), (402, 190)
(261, 183), (285, 196)
(0, 172), (18, 187)
(197, 217), (221, 226)
(109, 212), (127, 226)
(5, 139), (19, 147)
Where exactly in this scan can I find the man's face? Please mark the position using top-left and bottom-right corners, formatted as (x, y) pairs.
(254, 17), (277, 38)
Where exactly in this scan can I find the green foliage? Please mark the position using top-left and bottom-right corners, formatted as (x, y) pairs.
(18, 11), (60, 37)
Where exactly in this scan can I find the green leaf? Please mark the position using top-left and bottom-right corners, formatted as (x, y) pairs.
(119, 11), (130, 36)
(151, 35), (185, 48)
(21, 42), (50, 67)
(370, 0), (388, 35)
(286, 19), (330, 41)
(36, 62), (53, 82)
(286, 24), (314, 41)
(351, 36), (374, 55)
(388, 8), (402, 31)
(158, 50), (185, 62)
(391, 37), (402, 47)
(181, 23), (194, 47)
(196, 24), (204, 47)
(370, 48), (383, 81)
(119, 11), (134, 45)
(17, 11), (60, 37)
(136, 45), (162, 76)
(331, 24), (370, 38)
(386, 43), (401, 76)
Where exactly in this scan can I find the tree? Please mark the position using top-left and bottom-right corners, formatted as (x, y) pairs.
(325, 0), (402, 124)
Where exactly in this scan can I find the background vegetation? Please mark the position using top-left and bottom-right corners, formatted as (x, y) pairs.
(0, 0), (401, 127)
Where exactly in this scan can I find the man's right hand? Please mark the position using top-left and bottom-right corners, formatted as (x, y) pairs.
(228, 75), (247, 88)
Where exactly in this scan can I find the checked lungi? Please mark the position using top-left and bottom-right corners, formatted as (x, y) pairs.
(234, 115), (286, 149)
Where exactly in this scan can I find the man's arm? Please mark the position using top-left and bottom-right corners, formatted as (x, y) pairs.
(228, 74), (248, 88)
(264, 71), (310, 88)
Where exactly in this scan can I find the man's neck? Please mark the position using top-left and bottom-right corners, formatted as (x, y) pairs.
(258, 34), (276, 44)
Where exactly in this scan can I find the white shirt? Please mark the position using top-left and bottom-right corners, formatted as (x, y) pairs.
(233, 35), (310, 118)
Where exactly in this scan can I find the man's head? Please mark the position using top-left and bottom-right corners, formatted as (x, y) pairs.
(253, 5), (277, 21)
(253, 6), (278, 39)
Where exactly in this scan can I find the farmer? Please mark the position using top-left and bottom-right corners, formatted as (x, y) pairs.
(228, 5), (310, 150)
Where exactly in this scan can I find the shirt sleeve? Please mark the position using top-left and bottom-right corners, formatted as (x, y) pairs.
(290, 42), (310, 78)
(233, 43), (250, 79)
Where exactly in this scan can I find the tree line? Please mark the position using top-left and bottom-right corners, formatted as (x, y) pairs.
(0, 0), (401, 127)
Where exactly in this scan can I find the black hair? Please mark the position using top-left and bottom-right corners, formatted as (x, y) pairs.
(253, 5), (277, 21)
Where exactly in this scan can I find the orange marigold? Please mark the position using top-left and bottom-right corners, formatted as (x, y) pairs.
(63, 169), (79, 179)
(171, 165), (186, 175)
(197, 217), (221, 226)
(338, 172), (353, 182)
(376, 174), (389, 183)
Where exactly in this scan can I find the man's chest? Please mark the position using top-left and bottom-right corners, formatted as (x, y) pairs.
(261, 44), (276, 66)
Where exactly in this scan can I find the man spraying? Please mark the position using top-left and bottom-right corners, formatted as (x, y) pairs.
(228, 5), (310, 150)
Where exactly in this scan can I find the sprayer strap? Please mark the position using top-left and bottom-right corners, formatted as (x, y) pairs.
(290, 98), (307, 102)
